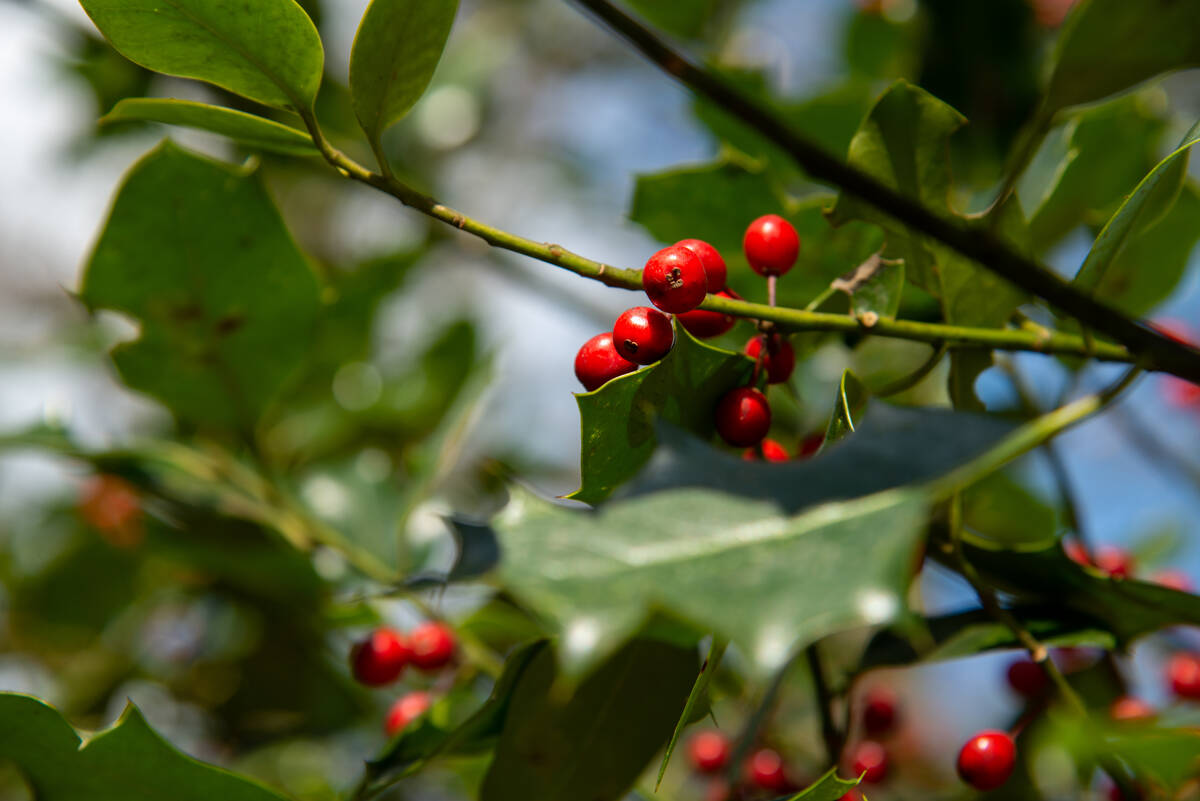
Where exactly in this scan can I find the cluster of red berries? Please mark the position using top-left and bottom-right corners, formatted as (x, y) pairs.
(349, 622), (457, 737)
(573, 215), (802, 454)
(685, 730), (796, 796)
(1063, 540), (1195, 592)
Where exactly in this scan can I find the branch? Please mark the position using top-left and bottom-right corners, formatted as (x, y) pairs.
(566, 0), (1200, 383)
(804, 642), (843, 766)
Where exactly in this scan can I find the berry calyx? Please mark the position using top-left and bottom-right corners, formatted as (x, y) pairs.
(676, 238), (727, 293)
(613, 306), (674, 364)
(384, 691), (432, 737)
(743, 214), (800, 276)
(1110, 696), (1154, 721)
(851, 740), (888, 783)
(351, 628), (410, 686)
(861, 687), (897, 736)
(574, 333), (637, 391)
(1167, 652), (1200, 699)
(677, 290), (736, 339)
(643, 245), (708, 313)
(687, 730), (730, 774)
(715, 387), (771, 448)
(746, 748), (789, 792)
(409, 621), (457, 671)
(956, 730), (1016, 791)
(1006, 658), (1048, 699)
(744, 335), (796, 385)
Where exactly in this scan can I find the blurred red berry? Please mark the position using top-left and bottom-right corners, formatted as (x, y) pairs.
(1063, 540), (1090, 566)
(676, 238), (727, 293)
(351, 628), (410, 686)
(80, 474), (144, 547)
(384, 691), (431, 737)
(1167, 652), (1200, 699)
(851, 740), (888, 783)
(744, 335), (795, 384)
(1109, 696), (1154, 721)
(861, 687), (897, 736)
(1154, 569), (1193, 593)
(409, 621), (456, 671)
(687, 730), (730, 774)
(1094, 546), (1134, 578)
(677, 290), (737, 339)
(956, 730), (1016, 791)
(716, 387), (771, 448)
(1006, 658), (1048, 699)
(1029, 0), (1078, 27)
(746, 748), (790, 792)
(574, 333), (637, 391)
(743, 438), (789, 462)
(798, 433), (824, 459)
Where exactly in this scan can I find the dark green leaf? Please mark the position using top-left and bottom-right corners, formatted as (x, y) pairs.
(655, 636), (727, 788)
(0, 693), (288, 800)
(79, 0), (324, 111)
(80, 142), (321, 429)
(350, 0), (459, 146)
(100, 98), (318, 156)
(1055, 715), (1200, 791)
(787, 768), (862, 801)
(962, 469), (1058, 547)
(823, 369), (869, 444)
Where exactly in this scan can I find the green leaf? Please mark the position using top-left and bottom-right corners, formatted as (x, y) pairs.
(823, 369), (869, 445)
(1044, 0), (1200, 114)
(788, 768), (862, 801)
(626, 0), (717, 39)
(1055, 715), (1200, 791)
(0, 693), (288, 800)
(480, 637), (697, 801)
(80, 141), (321, 429)
(350, 0), (459, 147)
(962, 470), (1058, 547)
(570, 322), (754, 505)
(79, 0), (323, 111)
(100, 98), (319, 156)
(655, 636), (727, 789)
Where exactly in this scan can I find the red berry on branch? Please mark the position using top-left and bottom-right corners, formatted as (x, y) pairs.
(643, 245), (708, 313)
(677, 290), (736, 338)
(687, 730), (730, 774)
(1109, 696), (1154, 721)
(676, 238), (727, 293)
(1154, 569), (1193, 593)
(850, 740), (888, 784)
(715, 387), (771, 447)
(1094, 546), (1134, 578)
(384, 691), (432, 737)
(613, 306), (674, 364)
(1167, 652), (1200, 699)
(1006, 658), (1048, 699)
(744, 335), (795, 384)
(746, 748), (789, 792)
(861, 687), (897, 736)
(351, 628), (410, 686)
(956, 730), (1016, 791)
(574, 333), (637, 391)
(409, 621), (457, 671)
(743, 214), (800, 276)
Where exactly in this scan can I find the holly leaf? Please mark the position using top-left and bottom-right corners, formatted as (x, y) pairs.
(0, 693), (288, 800)
(80, 142), (320, 429)
(655, 636), (727, 788)
(823, 369), (869, 445)
(100, 98), (318, 156)
(79, 0), (323, 111)
(1055, 716), (1200, 792)
(788, 768), (863, 801)
(828, 252), (905, 321)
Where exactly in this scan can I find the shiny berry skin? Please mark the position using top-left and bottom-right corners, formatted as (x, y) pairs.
(746, 748), (789, 792)
(715, 387), (771, 448)
(676, 238), (727, 292)
(861, 687), (897, 736)
(744, 336), (795, 384)
(1110, 696), (1154, 721)
(574, 333), (637, 392)
(851, 741), (888, 783)
(351, 628), (410, 686)
(743, 214), (800, 276)
(409, 621), (456, 671)
(1154, 569), (1193, 592)
(956, 731), (1016, 791)
(687, 730), (730, 774)
(1167, 652), (1200, 699)
(613, 306), (674, 364)
(1006, 659), (1048, 698)
(677, 290), (736, 339)
(643, 245), (708, 313)
(384, 691), (432, 737)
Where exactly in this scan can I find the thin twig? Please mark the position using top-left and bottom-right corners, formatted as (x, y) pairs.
(804, 642), (843, 767)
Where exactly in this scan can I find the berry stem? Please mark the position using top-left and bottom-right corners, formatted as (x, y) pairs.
(767, 275), (777, 308)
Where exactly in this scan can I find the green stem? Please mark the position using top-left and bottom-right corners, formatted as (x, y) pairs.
(804, 642), (843, 766)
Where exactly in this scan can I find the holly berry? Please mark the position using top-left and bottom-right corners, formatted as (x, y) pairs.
(1167, 652), (1200, 699)
(1006, 658), (1048, 699)
(1093, 546), (1134, 578)
(613, 306), (674, 365)
(574, 333), (637, 391)
(798, 433), (824, 459)
(677, 290), (736, 339)
(1064, 540), (1090, 566)
(746, 748), (789, 792)
(743, 214), (800, 276)
(743, 438), (788, 462)
(351, 628), (410, 686)
(677, 238), (727, 293)
(687, 730), (730, 774)
(861, 687), (897, 736)
(80, 474), (143, 547)
(850, 741), (888, 783)
(715, 387), (771, 448)
(956, 730), (1016, 791)
(384, 691), (432, 737)
(409, 621), (456, 671)
(1154, 569), (1193, 593)
(1110, 696), (1154, 721)
(744, 335), (795, 385)
(643, 245), (708, 313)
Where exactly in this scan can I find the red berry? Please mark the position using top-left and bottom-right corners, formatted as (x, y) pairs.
(574, 333), (637, 392)
(861, 687), (897, 736)
(1164, 376), (1200, 407)
(1110, 696), (1154, 721)
(1006, 659), (1048, 699)
(1064, 540), (1090, 567)
(677, 290), (736, 339)
(743, 214), (800, 276)
(687, 730), (730, 774)
(1094, 546), (1134, 578)
(704, 779), (731, 801)
(351, 628), (410, 686)
(744, 335), (795, 384)
(80, 475), (143, 547)
(676, 238), (727, 293)
(798, 433), (824, 459)
(1154, 569), (1193, 592)
(746, 748), (789, 792)
(409, 621), (456, 671)
(643, 245), (708, 313)
(1167, 652), (1200, 699)
(743, 438), (788, 462)
(850, 741), (888, 783)
(613, 306), (674, 364)
(956, 731), (1016, 791)
(384, 691), (432, 737)
(715, 387), (771, 448)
